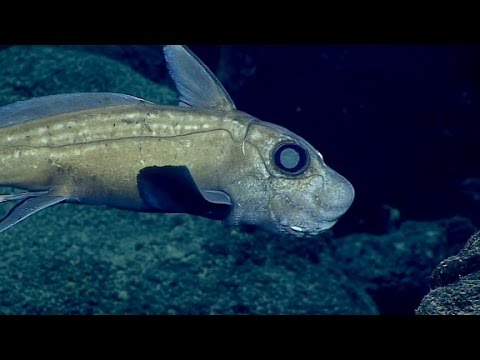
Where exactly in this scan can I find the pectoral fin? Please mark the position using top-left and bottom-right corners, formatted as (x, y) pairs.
(137, 165), (232, 220)
(0, 194), (67, 233)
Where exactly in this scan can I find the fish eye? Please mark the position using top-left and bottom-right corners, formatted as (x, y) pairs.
(273, 142), (310, 175)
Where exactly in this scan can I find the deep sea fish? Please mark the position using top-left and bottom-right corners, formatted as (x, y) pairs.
(0, 45), (354, 237)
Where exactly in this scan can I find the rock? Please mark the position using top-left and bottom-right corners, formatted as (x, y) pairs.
(416, 230), (480, 314)
(58, 45), (169, 84)
(331, 217), (476, 314)
(0, 45), (177, 105)
(0, 46), (377, 314)
(0, 203), (378, 314)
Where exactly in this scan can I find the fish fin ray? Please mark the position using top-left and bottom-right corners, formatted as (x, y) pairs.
(163, 45), (236, 111)
(0, 190), (50, 203)
(0, 195), (67, 233)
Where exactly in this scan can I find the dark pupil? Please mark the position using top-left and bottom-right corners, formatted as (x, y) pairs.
(274, 143), (309, 175)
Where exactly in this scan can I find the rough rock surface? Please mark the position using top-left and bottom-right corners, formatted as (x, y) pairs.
(0, 45), (176, 106)
(417, 230), (480, 314)
(330, 217), (476, 314)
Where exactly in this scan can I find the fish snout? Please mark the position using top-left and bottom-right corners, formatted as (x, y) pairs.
(271, 166), (355, 237)
(319, 166), (355, 222)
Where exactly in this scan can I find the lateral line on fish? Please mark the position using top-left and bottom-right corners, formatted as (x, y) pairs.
(0, 128), (249, 152)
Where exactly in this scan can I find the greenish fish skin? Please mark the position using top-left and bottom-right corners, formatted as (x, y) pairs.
(0, 45), (354, 237)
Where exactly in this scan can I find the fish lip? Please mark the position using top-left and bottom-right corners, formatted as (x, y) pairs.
(285, 221), (334, 237)
(289, 225), (304, 233)
(285, 227), (327, 238)
(278, 214), (340, 237)
(285, 226), (308, 238)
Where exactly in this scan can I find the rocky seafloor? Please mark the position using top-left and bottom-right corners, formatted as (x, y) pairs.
(0, 45), (478, 314)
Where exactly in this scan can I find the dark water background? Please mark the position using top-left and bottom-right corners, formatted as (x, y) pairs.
(0, 45), (478, 315)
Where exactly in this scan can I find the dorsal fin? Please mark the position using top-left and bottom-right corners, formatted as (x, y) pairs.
(0, 92), (151, 128)
(163, 45), (236, 111)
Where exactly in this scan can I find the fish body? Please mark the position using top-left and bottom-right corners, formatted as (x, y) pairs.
(0, 46), (354, 237)
(0, 103), (251, 210)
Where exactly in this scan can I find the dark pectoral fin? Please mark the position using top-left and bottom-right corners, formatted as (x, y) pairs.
(137, 166), (232, 220)
(0, 195), (67, 233)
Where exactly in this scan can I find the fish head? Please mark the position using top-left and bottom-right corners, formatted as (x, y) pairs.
(162, 45), (354, 237)
(228, 117), (355, 238)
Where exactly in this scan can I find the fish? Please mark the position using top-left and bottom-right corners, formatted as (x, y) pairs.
(0, 45), (354, 237)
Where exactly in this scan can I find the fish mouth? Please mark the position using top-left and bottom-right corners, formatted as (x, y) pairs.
(285, 219), (338, 237)
(289, 225), (305, 233)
